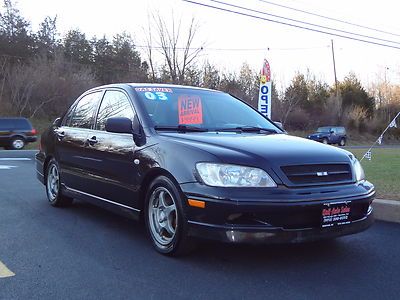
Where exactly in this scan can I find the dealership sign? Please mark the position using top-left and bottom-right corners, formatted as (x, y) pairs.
(258, 59), (272, 119)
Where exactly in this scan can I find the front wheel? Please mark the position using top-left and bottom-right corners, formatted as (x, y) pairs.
(45, 159), (73, 207)
(145, 176), (195, 256)
(322, 138), (329, 144)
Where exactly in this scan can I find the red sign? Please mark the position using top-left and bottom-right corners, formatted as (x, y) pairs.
(178, 95), (203, 125)
(260, 59), (271, 82)
(322, 206), (351, 216)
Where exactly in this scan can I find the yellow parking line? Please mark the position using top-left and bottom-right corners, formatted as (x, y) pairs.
(0, 260), (15, 278)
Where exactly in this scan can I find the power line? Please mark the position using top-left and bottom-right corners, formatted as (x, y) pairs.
(257, 0), (400, 38)
(182, 0), (400, 50)
(134, 45), (329, 52)
(207, 0), (400, 46)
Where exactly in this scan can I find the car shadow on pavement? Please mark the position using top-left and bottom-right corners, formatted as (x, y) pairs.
(60, 199), (369, 267)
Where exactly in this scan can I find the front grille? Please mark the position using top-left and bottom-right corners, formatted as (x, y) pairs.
(281, 163), (353, 186)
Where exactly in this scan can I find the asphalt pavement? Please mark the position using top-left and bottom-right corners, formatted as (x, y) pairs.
(1, 150), (400, 300)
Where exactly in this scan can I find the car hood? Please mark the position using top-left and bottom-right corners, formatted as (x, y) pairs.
(159, 132), (352, 166)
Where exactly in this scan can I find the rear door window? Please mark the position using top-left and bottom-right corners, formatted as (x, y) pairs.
(95, 90), (135, 131)
(70, 92), (103, 129)
(0, 119), (14, 130)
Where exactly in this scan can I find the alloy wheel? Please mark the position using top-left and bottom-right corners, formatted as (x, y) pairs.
(47, 164), (60, 202)
(148, 187), (178, 246)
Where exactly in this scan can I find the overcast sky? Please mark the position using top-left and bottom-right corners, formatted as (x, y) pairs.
(15, 0), (400, 88)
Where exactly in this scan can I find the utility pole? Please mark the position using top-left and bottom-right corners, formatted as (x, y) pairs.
(331, 39), (338, 97)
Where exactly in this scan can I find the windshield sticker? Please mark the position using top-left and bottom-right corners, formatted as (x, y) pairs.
(178, 95), (203, 124)
(135, 87), (173, 93)
(144, 91), (169, 101)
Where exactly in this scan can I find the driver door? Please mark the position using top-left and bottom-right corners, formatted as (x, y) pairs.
(83, 89), (141, 209)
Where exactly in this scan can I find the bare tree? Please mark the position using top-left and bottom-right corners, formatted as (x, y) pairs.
(4, 53), (97, 118)
(145, 12), (204, 84)
(143, 14), (156, 82)
(281, 74), (308, 126)
(0, 55), (9, 107)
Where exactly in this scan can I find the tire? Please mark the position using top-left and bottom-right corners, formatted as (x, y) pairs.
(45, 159), (73, 207)
(145, 176), (195, 256)
(339, 138), (346, 146)
(322, 138), (328, 144)
(10, 137), (25, 150)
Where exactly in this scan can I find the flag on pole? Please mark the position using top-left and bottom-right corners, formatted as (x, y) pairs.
(363, 150), (372, 161)
(361, 111), (399, 161)
(258, 59), (272, 119)
(389, 119), (397, 128)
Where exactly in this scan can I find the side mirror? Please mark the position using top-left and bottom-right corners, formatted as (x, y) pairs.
(105, 116), (146, 146)
(330, 130), (335, 134)
(53, 117), (62, 127)
(105, 117), (133, 134)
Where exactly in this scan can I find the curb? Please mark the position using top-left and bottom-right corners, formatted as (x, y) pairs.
(373, 199), (400, 224)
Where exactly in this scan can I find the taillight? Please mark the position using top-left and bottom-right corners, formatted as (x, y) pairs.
(31, 128), (37, 135)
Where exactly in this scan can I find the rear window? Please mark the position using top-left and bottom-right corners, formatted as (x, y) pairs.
(70, 92), (103, 129)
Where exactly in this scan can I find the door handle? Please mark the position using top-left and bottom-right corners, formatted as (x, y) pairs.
(87, 136), (98, 146)
(55, 130), (65, 140)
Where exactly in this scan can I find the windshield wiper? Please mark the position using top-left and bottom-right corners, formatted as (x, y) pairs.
(214, 126), (278, 134)
(154, 125), (208, 132)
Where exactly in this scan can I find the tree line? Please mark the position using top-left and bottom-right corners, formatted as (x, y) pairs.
(0, 0), (398, 135)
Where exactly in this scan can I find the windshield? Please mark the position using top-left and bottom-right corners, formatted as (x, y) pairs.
(317, 127), (331, 133)
(134, 87), (281, 132)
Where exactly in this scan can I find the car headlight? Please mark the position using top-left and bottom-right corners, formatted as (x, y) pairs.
(196, 163), (277, 187)
(351, 157), (365, 182)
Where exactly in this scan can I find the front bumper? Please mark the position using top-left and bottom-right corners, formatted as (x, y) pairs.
(188, 208), (373, 244)
(182, 181), (375, 244)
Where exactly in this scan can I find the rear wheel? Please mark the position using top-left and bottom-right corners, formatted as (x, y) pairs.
(145, 176), (195, 256)
(339, 138), (346, 146)
(10, 137), (25, 150)
(45, 159), (73, 207)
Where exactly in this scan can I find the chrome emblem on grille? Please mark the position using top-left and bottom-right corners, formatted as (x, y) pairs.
(317, 171), (329, 176)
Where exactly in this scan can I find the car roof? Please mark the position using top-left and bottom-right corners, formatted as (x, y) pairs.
(86, 83), (221, 94)
(0, 117), (28, 120)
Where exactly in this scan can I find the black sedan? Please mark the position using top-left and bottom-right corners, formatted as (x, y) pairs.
(36, 84), (375, 255)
